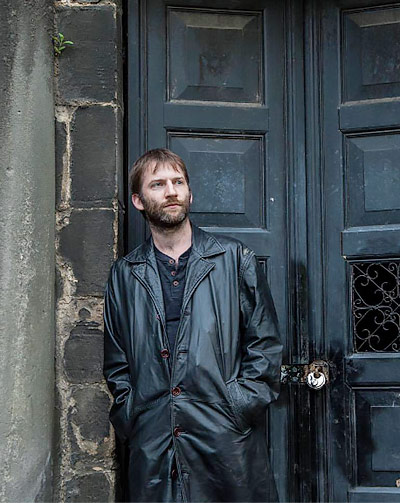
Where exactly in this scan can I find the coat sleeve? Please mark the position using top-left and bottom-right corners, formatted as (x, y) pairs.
(233, 250), (283, 426)
(103, 262), (134, 443)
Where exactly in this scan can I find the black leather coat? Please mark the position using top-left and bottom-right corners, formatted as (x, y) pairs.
(103, 225), (282, 502)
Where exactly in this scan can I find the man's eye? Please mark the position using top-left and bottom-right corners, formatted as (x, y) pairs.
(176, 180), (183, 185)
(152, 182), (162, 188)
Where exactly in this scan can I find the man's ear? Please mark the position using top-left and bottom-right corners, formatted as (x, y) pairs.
(132, 193), (144, 211)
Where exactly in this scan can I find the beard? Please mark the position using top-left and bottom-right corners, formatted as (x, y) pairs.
(140, 192), (191, 229)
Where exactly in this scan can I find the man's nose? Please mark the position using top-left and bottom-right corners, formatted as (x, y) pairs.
(165, 180), (177, 196)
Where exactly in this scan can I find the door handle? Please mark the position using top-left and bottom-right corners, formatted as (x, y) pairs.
(280, 360), (329, 390)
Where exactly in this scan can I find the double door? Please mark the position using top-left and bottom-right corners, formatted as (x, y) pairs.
(127, 1), (400, 501)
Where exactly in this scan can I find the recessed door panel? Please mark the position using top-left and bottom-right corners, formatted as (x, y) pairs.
(168, 8), (263, 103)
(343, 7), (400, 102)
(355, 393), (400, 481)
(169, 133), (266, 228)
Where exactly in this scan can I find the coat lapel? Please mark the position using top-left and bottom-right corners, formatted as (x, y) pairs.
(181, 253), (215, 314)
(128, 240), (166, 326)
(180, 225), (226, 313)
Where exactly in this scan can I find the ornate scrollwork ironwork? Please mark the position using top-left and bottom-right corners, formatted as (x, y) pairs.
(352, 261), (400, 352)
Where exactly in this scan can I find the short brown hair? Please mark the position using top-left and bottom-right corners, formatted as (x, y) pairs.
(129, 148), (190, 195)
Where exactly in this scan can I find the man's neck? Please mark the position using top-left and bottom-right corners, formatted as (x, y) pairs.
(150, 218), (192, 261)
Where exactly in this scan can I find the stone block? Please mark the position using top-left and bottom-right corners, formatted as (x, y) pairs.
(56, 6), (117, 103)
(69, 386), (110, 443)
(64, 326), (103, 383)
(55, 118), (67, 208)
(70, 106), (116, 207)
(59, 209), (114, 296)
(67, 387), (115, 473)
(67, 386), (114, 469)
(65, 472), (111, 502)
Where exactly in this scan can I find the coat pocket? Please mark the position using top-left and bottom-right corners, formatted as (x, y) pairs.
(225, 378), (252, 434)
(110, 387), (135, 442)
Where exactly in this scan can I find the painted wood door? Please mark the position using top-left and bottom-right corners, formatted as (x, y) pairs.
(128, 0), (289, 499)
(317, 1), (400, 501)
(127, 1), (400, 501)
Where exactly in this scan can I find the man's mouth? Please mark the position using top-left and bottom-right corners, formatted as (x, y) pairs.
(164, 203), (181, 208)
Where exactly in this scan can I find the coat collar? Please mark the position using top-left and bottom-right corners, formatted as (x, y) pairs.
(123, 223), (225, 264)
(124, 224), (226, 350)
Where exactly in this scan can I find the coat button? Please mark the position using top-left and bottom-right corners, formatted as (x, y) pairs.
(169, 259), (174, 265)
(172, 386), (181, 396)
(161, 349), (169, 358)
(173, 426), (183, 437)
(171, 468), (178, 480)
(173, 280), (179, 287)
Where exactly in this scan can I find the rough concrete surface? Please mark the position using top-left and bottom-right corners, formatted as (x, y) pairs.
(0, 0), (55, 501)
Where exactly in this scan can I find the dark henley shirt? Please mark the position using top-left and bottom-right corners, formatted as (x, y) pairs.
(154, 245), (191, 353)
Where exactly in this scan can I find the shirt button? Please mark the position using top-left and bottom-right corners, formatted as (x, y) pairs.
(172, 386), (181, 396)
(171, 271), (176, 276)
(161, 349), (169, 358)
(169, 259), (174, 265)
(173, 426), (183, 437)
(173, 280), (179, 287)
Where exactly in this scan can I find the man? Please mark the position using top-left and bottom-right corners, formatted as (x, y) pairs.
(103, 148), (283, 502)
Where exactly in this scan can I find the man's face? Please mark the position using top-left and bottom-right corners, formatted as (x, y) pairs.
(131, 162), (192, 228)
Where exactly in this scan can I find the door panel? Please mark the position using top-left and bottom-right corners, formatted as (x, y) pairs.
(321, 1), (400, 501)
(167, 8), (263, 103)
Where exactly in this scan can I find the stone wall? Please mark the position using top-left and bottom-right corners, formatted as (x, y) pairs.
(54, 1), (124, 501)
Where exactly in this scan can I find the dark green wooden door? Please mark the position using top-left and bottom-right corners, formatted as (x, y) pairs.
(318, 1), (400, 501)
(128, 0), (289, 499)
(127, 1), (400, 501)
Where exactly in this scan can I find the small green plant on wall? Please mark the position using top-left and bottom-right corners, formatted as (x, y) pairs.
(52, 33), (74, 56)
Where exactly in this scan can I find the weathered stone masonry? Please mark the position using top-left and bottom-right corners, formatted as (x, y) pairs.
(54, 1), (123, 501)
